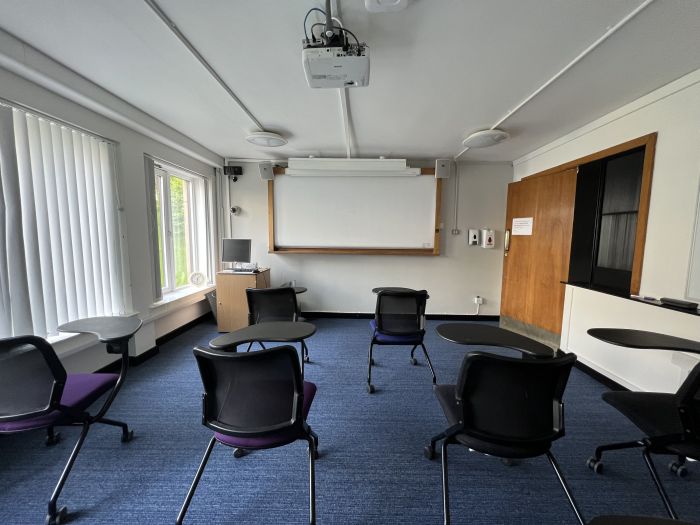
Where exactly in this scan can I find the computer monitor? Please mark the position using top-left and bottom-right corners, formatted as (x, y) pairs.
(221, 238), (251, 264)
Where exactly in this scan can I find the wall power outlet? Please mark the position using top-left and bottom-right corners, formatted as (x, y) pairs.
(473, 296), (484, 305)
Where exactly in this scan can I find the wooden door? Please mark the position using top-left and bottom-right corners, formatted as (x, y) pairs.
(500, 169), (577, 336)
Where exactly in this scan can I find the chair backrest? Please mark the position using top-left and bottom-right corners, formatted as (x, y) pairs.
(675, 361), (700, 442)
(455, 351), (577, 447)
(374, 290), (428, 335)
(246, 287), (298, 325)
(0, 335), (66, 422)
(193, 345), (304, 437)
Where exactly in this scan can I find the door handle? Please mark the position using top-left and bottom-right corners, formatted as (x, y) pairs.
(504, 229), (511, 256)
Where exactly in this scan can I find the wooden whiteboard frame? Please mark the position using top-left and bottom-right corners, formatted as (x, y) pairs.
(268, 167), (441, 255)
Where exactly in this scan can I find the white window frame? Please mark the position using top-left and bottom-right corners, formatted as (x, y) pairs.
(152, 160), (214, 296)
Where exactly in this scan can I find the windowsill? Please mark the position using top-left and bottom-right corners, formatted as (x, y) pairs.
(146, 284), (215, 322)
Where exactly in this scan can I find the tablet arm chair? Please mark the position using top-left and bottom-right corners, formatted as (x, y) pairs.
(177, 345), (319, 525)
(586, 361), (700, 520)
(245, 287), (307, 360)
(0, 335), (134, 525)
(367, 289), (436, 393)
(424, 351), (583, 525)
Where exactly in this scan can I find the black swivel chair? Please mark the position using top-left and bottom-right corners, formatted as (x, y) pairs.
(425, 351), (583, 525)
(245, 287), (308, 360)
(177, 345), (319, 525)
(0, 336), (133, 525)
(367, 289), (436, 393)
(586, 362), (700, 520)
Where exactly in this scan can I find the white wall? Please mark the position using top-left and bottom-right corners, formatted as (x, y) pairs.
(0, 65), (223, 372)
(515, 68), (700, 391)
(226, 162), (512, 315)
(562, 285), (700, 392)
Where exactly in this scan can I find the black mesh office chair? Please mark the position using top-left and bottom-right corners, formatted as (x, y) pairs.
(0, 336), (133, 525)
(367, 289), (436, 393)
(586, 362), (700, 520)
(245, 287), (309, 360)
(424, 351), (583, 525)
(177, 345), (319, 525)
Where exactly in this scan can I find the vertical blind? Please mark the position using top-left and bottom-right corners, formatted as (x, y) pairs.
(0, 104), (126, 337)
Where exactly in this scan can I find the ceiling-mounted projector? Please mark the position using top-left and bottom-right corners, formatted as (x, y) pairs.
(302, 44), (369, 88)
(302, 0), (369, 88)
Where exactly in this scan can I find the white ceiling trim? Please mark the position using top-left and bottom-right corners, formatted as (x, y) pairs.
(513, 67), (700, 168)
(338, 88), (354, 158)
(453, 0), (656, 161)
(0, 29), (222, 168)
(143, 0), (264, 133)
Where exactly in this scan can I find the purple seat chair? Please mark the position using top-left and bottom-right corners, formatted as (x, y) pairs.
(367, 289), (436, 393)
(177, 345), (319, 525)
(0, 335), (134, 525)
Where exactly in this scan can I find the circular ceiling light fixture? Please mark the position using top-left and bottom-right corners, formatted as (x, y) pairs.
(245, 131), (287, 147)
(462, 129), (510, 149)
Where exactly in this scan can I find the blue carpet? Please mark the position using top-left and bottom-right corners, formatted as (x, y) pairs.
(1, 318), (698, 524)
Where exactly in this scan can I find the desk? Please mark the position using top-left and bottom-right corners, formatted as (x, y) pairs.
(59, 316), (142, 353)
(436, 323), (555, 358)
(57, 315), (143, 440)
(588, 328), (700, 354)
(209, 321), (316, 373)
(216, 269), (270, 332)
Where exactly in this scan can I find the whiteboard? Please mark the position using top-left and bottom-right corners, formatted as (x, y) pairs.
(272, 175), (438, 250)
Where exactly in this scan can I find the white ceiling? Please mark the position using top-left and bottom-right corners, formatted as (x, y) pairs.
(0, 0), (699, 162)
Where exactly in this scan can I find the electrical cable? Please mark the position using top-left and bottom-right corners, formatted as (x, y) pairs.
(338, 27), (361, 47)
(310, 23), (361, 49)
(303, 8), (326, 42)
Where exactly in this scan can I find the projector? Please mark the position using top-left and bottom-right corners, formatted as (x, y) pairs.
(302, 42), (370, 88)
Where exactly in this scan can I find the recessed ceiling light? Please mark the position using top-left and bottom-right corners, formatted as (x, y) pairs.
(462, 129), (510, 148)
(245, 131), (287, 147)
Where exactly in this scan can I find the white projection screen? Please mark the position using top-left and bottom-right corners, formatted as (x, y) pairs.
(269, 173), (441, 255)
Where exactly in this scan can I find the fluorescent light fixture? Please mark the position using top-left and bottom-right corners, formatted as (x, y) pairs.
(462, 129), (509, 148)
(285, 157), (420, 177)
(246, 131), (287, 147)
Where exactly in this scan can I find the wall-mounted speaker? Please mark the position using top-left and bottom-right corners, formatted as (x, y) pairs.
(259, 161), (274, 180)
(223, 165), (242, 176)
(435, 159), (454, 179)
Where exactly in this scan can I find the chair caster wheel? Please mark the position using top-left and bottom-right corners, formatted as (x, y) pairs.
(410, 357), (418, 366)
(370, 358), (375, 365)
(121, 430), (134, 443)
(367, 384), (375, 394)
(46, 432), (61, 446)
(424, 445), (436, 460)
(304, 355), (310, 363)
(587, 457), (603, 474)
(233, 448), (248, 458)
(669, 461), (688, 478)
(46, 506), (67, 525)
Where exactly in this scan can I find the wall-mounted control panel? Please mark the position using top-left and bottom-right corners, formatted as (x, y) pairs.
(481, 229), (495, 248)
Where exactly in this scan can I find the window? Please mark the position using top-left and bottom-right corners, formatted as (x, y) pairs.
(147, 159), (211, 297)
(0, 103), (127, 337)
(568, 145), (649, 296)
